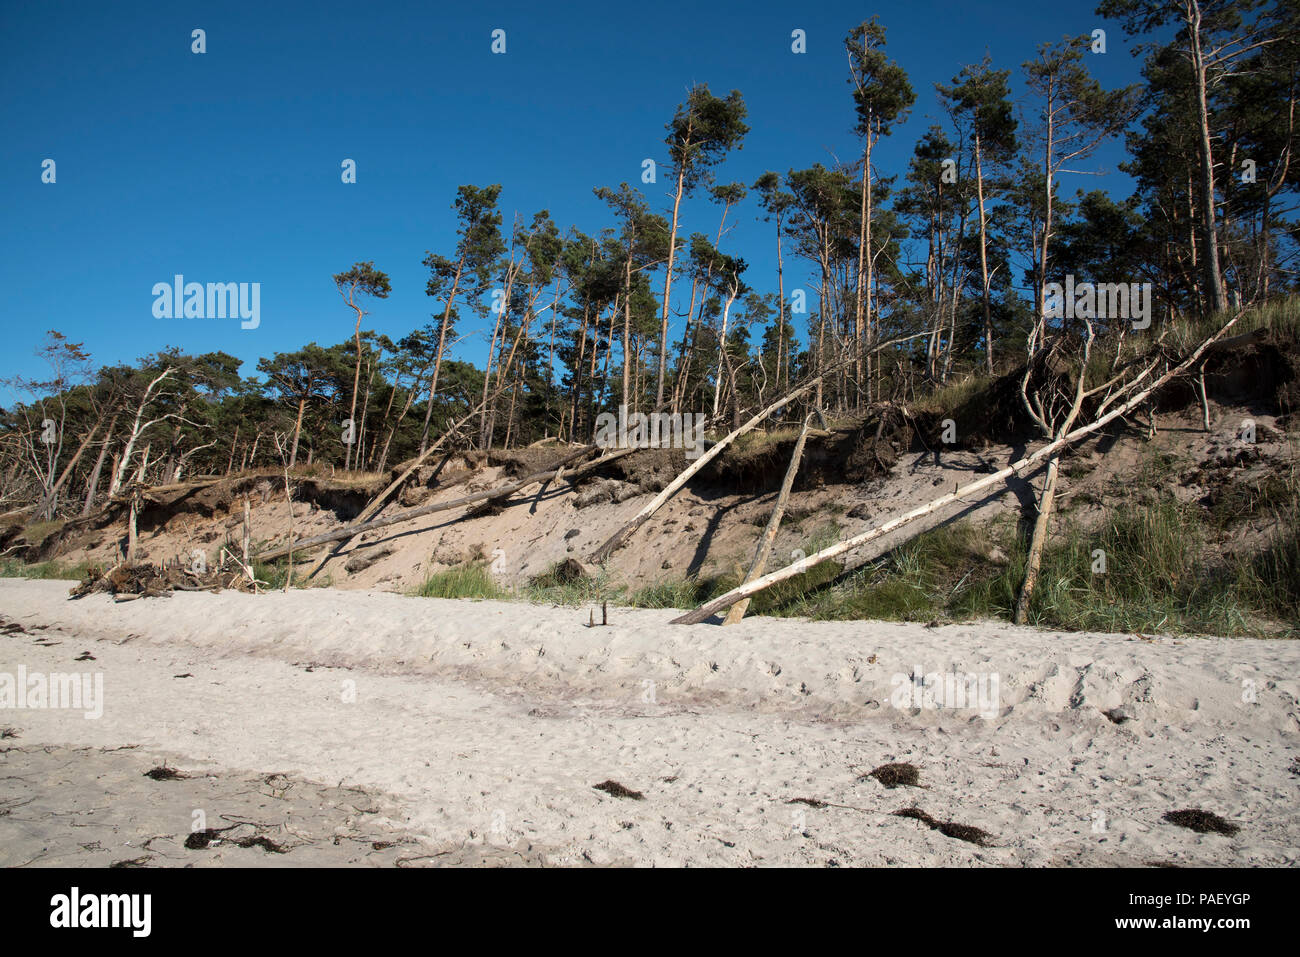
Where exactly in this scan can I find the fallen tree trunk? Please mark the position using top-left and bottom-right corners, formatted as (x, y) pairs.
(1012, 452), (1062, 624)
(722, 411), (814, 626)
(1205, 325), (1266, 353)
(301, 401), (486, 579)
(589, 335), (928, 564)
(1014, 325), (1094, 624)
(254, 444), (632, 563)
(589, 375), (826, 564)
(355, 399), (488, 527)
(671, 311), (1244, 625)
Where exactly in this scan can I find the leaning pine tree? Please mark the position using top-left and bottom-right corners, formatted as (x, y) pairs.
(332, 261), (390, 472)
(655, 84), (749, 407)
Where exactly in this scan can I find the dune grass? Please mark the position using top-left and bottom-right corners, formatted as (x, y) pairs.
(0, 557), (94, 581)
(577, 489), (1296, 636)
(411, 562), (508, 600)
(788, 496), (1297, 636)
(912, 374), (995, 416)
(520, 563), (620, 605)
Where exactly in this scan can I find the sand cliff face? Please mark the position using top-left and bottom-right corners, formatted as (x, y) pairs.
(36, 396), (1293, 618)
(2, 580), (1296, 867)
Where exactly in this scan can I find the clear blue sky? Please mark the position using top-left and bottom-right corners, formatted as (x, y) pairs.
(0, 0), (1149, 403)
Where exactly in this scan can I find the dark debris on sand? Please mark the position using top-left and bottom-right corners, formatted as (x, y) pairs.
(893, 807), (993, 847)
(864, 762), (921, 789)
(143, 765), (187, 781)
(1163, 809), (1240, 836)
(185, 827), (289, 853)
(593, 780), (644, 800)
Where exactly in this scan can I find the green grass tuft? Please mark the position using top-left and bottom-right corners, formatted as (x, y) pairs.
(411, 562), (508, 600)
(521, 562), (621, 605)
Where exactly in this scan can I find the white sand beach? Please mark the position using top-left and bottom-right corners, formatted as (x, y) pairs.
(1, 578), (1296, 867)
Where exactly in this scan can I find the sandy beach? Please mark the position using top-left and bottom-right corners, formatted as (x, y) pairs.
(1, 578), (1296, 867)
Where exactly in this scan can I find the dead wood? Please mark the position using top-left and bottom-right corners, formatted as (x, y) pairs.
(588, 336), (927, 564)
(671, 311), (1246, 625)
(589, 374), (827, 564)
(254, 444), (631, 563)
(722, 411), (814, 625)
(301, 400), (487, 579)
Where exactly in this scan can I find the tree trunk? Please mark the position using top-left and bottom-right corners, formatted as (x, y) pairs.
(81, 411), (120, 515)
(290, 397), (306, 467)
(656, 135), (690, 407)
(242, 497), (252, 576)
(569, 309), (590, 442)
(1187, 0), (1229, 314)
(722, 412), (813, 625)
(126, 494), (139, 563)
(854, 143), (871, 407)
(346, 300), (364, 472)
(482, 257), (521, 448)
(358, 352), (375, 469)
(622, 251), (634, 412)
(775, 213), (788, 392)
(226, 424), (239, 475)
(546, 276), (562, 432)
(711, 281), (740, 418)
(420, 261), (463, 453)
(1012, 452), (1061, 625)
(975, 130), (995, 375)
(1037, 87), (1056, 343)
(377, 381), (419, 477)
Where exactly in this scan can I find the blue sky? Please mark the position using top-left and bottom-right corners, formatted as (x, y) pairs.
(0, 0), (1150, 403)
